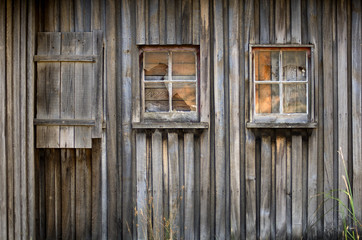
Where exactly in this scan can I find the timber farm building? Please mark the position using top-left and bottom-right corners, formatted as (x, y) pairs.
(0, 0), (362, 239)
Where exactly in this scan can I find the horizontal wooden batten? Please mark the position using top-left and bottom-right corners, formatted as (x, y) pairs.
(33, 55), (97, 62)
(246, 122), (318, 129)
(132, 122), (209, 129)
(34, 119), (95, 126)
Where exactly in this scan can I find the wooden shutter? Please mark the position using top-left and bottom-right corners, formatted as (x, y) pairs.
(34, 31), (103, 148)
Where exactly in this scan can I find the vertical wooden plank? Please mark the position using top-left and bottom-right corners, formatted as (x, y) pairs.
(352, 0), (362, 226)
(92, 139), (102, 239)
(61, 149), (76, 240)
(27, 0), (36, 238)
(60, 0), (74, 31)
(275, 0), (286, 43)
(229, 0), (241, 238)
(60, 33), (76, 148)
(166, 0), (176, 44)
(322, 0), (335, 235)
(149, 0), (159, 44)
(192, 0), (200, 44)
(36, 33), (61, 148)
(275, 136), (287, 239)
(75, 33), (92, 148)
(178, 136), (185, 239)
(38, 150), (46, 240)
(168, 133), (180, 239)
(175, 0), (182, 44)
(286, 138), (292, 239)
(0, 0), (7, 236)
(92, 30), (104, 138)
(194, 136), (201, 238)
(292, 135), (303, 238)
(136, 0), (146, 44)
(259, 0), (269, 44)
(214, 0), (226, 238)
(184, 133), (195, 239)
(74, 0), (84, 31)
(291, 0), (301, 43)
(92, 0), (101, 30)
(105, 0), (118, 238)
(200, 0), (211, 238)
(43, 0), (60, 32)
(181, 0), (192, 44)
(151, 131), (163, 239)
(159, 0), (166, 44)
(162, 137), (169, 225)
(136, 133), (147, 240)
(337, 0), (349, 229)
(121, 0), (133, 237)
(45, 149), (56, 239)
(75, 149), (92, 239)
(260, 136), (272, 239)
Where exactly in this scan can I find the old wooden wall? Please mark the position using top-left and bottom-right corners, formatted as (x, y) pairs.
(0, 0), (361, 239)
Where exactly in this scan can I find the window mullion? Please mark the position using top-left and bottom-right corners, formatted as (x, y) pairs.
(279, 50), (283, 114)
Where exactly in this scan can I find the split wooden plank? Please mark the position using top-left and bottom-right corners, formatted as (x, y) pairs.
(260, 136), (272, 239)
(337, 0), (349, 229)
(166, 0), (176, 44)
(121, 0), (134, 237)
(275, 136), (287, 239)
(136, 133), (147, 240)
(181, 0), (192, 44)
(286, 138), (292, 239)
(199, 1), (211, 238)
(149, 0), (159, 44)
(60, 33), (76, 148)
(0, 0), (7, 237)
(75, 149), (92, 239)
(292, 135), (303, 238)
(151, 131), (164, 239)
(229, 0), (241, 238)
(36, 33), (61, 148)
(322, 0), (335, 235)
(92, 139), (102, 239)
(136, 0), (146, 44)
(352, 0), (362, 225)
(213, 0), (226, 238)
(192, 0), (200, 44)
(184, 133), (195, 239)
(75, 33), (92, 148)
(61, 149), (76, 240)
(168, 133), (180, 239)
(291, 0), (301, 44)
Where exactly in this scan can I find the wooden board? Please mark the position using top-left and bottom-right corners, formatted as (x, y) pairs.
(136, 133), (147, 240)
(149, 0), (159, 44)
(292, 135), (303, 238)
(276, 136), (287, 239)
(152, 131), (163, 239)
(184, 133), (195, 239)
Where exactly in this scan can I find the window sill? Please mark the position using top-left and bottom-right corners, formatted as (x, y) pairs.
(132, 122), (209, 129)
(246, 122), (317, 129)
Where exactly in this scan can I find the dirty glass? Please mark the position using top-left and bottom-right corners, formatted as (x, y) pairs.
(255, 84), (280, 113)
(255, 51), (279, 81)
(144, 52), (168, 80)
(283, 84), (307, 113)
(282, 51), (306, 82)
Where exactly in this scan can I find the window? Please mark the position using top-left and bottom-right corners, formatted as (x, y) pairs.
(140, 46), (199, 122)
(248, 45), (316, 127)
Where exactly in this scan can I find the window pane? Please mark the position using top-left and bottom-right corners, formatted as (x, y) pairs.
(172, 83), (196, 111)
(172, 52), (196, 80)
(283, 84), (307, 113)
(282, 51), (306, 81)
(145, 52), (168, 80)
(255, 51), (279, 81)
(255, 84), (280, 113)
(145, 82), (169, 112)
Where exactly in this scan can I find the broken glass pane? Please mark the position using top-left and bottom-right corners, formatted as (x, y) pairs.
(172, 83), (196, 111)
(283, 83), (307, 113)
(172, 52), (196, 80)
(255, 84), (280, 113)
(144, 52), (168, 80)
(282, 51), (306, 82)
(145, 82), (169, 112)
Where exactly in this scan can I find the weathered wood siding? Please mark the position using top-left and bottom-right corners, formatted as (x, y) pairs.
(0, 0), (361, 239)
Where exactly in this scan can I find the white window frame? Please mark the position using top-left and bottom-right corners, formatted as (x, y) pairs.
(140, 46), (200, 122)
(247, 44), (317, 128)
